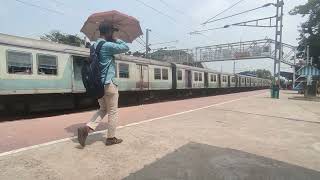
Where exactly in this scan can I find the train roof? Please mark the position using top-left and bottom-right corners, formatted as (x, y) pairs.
(237, 74), (258, 78)
(0, 33), (90, 56)
(174, 63), (222, 74)
(116, 55), (172, 67)
(0, 33), (172, 67)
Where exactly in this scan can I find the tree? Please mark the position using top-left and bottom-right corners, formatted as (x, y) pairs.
(41, 30), (85, 47)
(289, 0), (320, 68)
(150, 49), (194, 63)
(290, 1), (320, 97)
(256, 69), (272, 79)
(132, 51), (145, 57)
(239, 69), (272, 79)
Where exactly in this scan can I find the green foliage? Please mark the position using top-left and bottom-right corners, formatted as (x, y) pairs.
(41, 30), (85, 47)
(289, 0), (320, 67)
(150, 49), (194, 62)
(255, 69), (272, 79)
(240, 69), (272, 79)
(132, 51), (145, 57)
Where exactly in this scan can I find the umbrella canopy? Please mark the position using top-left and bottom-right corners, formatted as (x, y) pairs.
(81, 10), (143, 43)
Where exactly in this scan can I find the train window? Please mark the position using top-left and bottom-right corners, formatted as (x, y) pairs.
(154, 68), (161, 80)
(199, 73), (202, 81)
(162, 69), (168, 80)
(231, 77), (235, 83)
(119, 63), (129, 78)
(214, 75), (217, 82)
(177, 70), (182, 81)
(210, 74), (214, 82)
(222, 76), (227, 82)
(37, 54), (57, 75)
(194, 72), (198, 81)
(7, 51), (32, 74)
(241, 78), (245, 83)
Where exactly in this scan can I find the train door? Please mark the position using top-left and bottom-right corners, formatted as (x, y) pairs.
(227, 76), (231, 87)
(72, 56), (87, 92)
(136, 64), (149, 90)
(204, 72), (209, 88)
(185, 70), (192, 88)
(218, 74), (221, 88)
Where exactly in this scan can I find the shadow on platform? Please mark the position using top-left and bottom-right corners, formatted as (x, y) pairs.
(213, 108), (320, 125)
(124, 142), (320, 180)
(289, 96), (320, 102)
(282, 91), (299, 95)
(65, 122), (108, 146)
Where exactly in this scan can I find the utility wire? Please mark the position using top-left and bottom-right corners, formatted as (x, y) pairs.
(50, 0), (64, 6)
(150, 30), (172, 42)
(202, 0), (246, 25)
(190, 26), (229, 34)
(134, 0), (178, 22)
(14, 0), (64, 15)
(191, 15), (276, 34)
(134, 0), (215, 49)
(150, 40), (179, 46)
(134, 0), (209, 39)
(135, 39), (146, 47)
(158, 0), (190, 17)
(204, 3), (274, 24)
(138, 36), (147, 45)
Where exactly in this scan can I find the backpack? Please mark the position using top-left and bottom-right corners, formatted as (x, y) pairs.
(81, 41), (106, 99)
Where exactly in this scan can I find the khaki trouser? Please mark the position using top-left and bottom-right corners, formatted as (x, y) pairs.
(86, 82), (119, 138)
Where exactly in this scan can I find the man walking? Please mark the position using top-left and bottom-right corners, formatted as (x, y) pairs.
(78, 22), (129, 147)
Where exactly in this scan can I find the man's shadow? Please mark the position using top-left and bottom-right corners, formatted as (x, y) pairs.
(65, 122), (109, 148)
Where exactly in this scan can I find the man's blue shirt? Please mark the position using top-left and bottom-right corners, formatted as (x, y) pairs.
(94, 38), (129, 85)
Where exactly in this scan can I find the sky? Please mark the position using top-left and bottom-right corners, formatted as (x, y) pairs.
(1, 0), (307, 74)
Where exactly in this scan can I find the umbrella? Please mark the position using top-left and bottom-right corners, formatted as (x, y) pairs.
(81, 10), (143, 43)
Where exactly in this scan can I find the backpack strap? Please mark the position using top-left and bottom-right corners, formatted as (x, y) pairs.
(95, 41), (106, 56)
(95, 41), (113, 86)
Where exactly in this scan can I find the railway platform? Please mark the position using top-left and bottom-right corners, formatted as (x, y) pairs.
(1, 90), (320, 179)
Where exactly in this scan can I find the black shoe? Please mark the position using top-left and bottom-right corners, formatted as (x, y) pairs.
(106, 137), (123, 146)
(77, 127), (89, 147)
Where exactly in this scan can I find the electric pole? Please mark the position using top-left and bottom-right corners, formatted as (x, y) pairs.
(145, 28), (151, 58)
(191, 0), (287, 98)
(273, 0), (284, 89)
(306, 45), (310, 64)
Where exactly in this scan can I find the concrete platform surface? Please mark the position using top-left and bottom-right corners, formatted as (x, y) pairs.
(1, 91), (320, 180)
(0, 90), (264, 153)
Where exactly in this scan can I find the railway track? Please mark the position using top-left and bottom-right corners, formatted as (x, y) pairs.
(0, 87), (265, 121)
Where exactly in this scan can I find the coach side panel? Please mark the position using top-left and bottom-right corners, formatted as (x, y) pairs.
(0, 44), (72, 95)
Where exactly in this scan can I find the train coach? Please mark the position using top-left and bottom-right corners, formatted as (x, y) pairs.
(0, 33), (271, 113)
